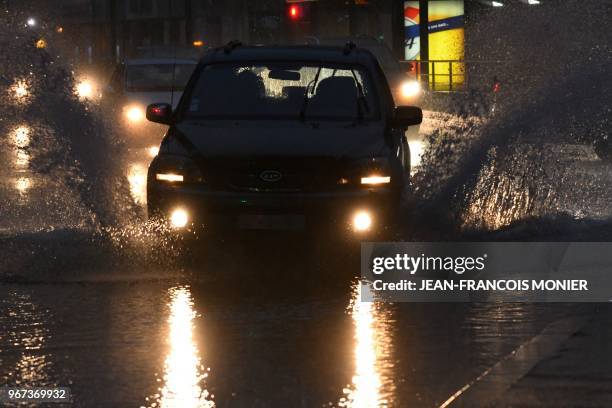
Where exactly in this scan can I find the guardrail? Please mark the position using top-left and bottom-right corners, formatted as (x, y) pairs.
(399, 60), (507, 92)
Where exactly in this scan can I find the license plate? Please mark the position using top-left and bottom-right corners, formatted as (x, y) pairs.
(237, 214), (305, 230)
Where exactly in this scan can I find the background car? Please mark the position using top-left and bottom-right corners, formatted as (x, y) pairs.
(103, 57), (198, 144)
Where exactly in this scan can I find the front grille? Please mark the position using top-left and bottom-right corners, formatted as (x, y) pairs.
(203, 157), (346, 192)
(229, 168), (309, 192)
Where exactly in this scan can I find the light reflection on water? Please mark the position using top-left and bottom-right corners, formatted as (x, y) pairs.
(12, 125), (30, 148)
(127, 163), (147, 205)
(2, 291), (52, 386)
(9, 125), (31, 169)
(409, 140), (425, 170)
(339, 284), (394, 408)
(146, 286), (214, 408)
(10, 79), (30, 103)
(14, 177), (31, 197)
(15, 149), (30, 168)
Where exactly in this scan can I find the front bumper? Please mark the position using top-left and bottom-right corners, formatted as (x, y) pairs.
(147, 182), (399, 234)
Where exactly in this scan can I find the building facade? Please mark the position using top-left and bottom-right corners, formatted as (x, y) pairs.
(10, 0), (508, 90)
(34, 0), (405, 67)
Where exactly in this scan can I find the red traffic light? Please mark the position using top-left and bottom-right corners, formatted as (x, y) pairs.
(288, 4), (300, 20)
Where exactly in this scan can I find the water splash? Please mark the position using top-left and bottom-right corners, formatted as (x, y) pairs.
(411, 0), (612, 236)
(0, 6), (182, 281)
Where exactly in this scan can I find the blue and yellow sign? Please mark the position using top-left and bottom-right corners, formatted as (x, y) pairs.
(404, 1), (465, 90)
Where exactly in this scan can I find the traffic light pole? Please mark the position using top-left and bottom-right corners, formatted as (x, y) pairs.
(419, 0), (429, 61)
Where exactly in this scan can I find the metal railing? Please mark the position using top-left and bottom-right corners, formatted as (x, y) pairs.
(399, 60), (507, 93)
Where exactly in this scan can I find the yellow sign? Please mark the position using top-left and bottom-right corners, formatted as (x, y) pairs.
(428, 1), (465, 90)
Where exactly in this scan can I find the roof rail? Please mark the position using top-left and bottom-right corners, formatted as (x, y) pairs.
(343, 41), (357, 55)
(223, 40), (243, 54)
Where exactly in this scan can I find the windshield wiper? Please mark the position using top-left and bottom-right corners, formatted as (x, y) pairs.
(299, 65), (323, 121)
(351, 69), (370, 123)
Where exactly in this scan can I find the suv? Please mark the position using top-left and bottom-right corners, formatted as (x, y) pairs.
(146, 43), (422, 237)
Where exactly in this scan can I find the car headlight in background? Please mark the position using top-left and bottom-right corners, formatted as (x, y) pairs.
(75, 79), (97, 100)
(400, 80), (421, 99)
(74, 78), (102, 100)
(124, 105), (145, 123)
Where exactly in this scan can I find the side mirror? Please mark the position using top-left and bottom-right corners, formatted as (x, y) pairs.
(146, 103), (173, 125)
(392, 106), (422, 127)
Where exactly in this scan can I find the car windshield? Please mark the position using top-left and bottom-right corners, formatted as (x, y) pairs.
(182, 62), (378, 121)
(126, 63), (196, 92)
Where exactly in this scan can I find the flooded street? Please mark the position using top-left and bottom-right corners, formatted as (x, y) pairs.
(0, 273), (597, 407)
(1, 117), (609, 406)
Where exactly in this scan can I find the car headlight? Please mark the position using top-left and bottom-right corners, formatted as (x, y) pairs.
(400, 80), (421, 98)
(361, 175), (391, 185)
(149, 155), (204, 184)
(353, 210), (373, 232)
(169, 208), (190, 228)
(75, 79), (97, 99)
(124, 105), (145, 123)
(358, 157), (391, 186)
(156, 173), (184, 182)
(337, 157), (392, 186)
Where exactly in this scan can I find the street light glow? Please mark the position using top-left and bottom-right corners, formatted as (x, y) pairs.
(26, 18), (36, 27)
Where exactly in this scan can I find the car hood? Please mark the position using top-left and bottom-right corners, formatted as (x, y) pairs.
(124, 91), (184, 109)
(167, 121), (390, 159)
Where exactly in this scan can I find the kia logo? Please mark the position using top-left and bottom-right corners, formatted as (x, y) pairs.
(260, 170), (283, 182)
